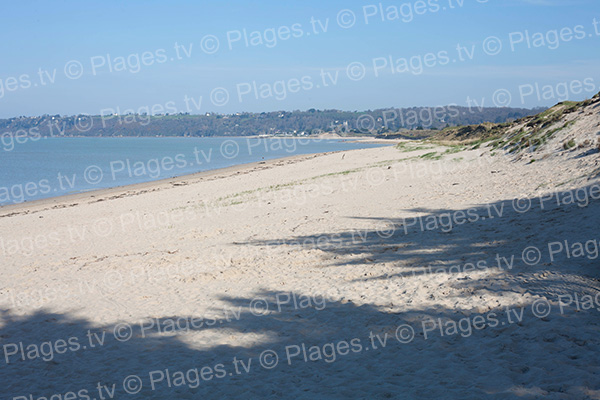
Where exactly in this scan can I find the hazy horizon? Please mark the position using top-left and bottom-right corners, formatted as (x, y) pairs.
(1, 103), (548, 120)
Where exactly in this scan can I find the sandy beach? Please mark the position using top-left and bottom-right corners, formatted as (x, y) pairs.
(3, 1), (599, 397)
(1, 139), (600, 398)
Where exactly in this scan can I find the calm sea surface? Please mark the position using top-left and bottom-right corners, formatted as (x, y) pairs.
(0, 137), (386, 206)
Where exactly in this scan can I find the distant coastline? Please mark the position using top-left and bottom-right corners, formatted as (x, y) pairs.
(0, 105), (543, 140)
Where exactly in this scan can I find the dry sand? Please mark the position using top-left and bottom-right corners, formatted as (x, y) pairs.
(1, 139), (599, 399)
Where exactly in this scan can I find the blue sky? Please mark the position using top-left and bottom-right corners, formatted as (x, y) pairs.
(0, 0), (598, 117)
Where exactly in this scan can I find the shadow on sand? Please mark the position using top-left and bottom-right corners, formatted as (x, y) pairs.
(2, 185), (600, 399)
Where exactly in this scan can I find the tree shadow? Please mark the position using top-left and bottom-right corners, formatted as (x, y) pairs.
(2, 186), (600, 399)
(238, 183), (600, 299)
(2, 286), (599, 399)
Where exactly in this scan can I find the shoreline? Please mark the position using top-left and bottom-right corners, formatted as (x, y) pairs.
(2, 140), (599, 397)
(0, 145), (396, 217)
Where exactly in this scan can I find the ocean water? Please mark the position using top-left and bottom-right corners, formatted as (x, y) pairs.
(0, 137), (386, 206)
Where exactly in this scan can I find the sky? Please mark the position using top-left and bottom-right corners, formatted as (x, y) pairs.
(0, 0), (599, 117)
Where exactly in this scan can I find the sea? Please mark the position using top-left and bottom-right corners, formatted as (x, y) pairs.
(0, 137), (386, 206)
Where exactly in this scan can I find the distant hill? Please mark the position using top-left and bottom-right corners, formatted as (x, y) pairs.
(0, 105), (543, 138)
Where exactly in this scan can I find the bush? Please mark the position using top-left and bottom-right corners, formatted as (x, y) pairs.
(563, 139), (576, 150)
